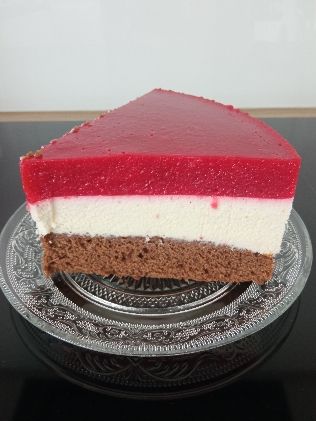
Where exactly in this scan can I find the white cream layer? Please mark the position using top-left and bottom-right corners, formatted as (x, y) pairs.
(29, 196), (293, 255)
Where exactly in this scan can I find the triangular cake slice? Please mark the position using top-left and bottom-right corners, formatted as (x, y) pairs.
(20, 89), (301, 284)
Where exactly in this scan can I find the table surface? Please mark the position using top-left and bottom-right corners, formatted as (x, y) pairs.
(0, 119), (315, 421)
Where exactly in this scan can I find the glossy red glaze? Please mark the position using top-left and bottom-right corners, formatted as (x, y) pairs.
(20, 89), (301, 204)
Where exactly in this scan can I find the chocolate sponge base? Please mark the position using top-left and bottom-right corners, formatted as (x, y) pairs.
(41, 234), (274, 284)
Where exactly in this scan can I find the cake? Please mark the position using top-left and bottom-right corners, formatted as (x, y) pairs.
(20, 89), (301, 284)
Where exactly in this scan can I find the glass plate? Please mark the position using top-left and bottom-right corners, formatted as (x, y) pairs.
(12, 301), (299, 399)
(0, 204), (312, 357)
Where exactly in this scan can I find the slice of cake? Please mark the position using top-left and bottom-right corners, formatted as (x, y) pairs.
(20, 89), (301, 284)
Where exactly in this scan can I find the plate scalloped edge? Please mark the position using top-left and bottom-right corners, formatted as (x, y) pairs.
(0, 204), (313, 357)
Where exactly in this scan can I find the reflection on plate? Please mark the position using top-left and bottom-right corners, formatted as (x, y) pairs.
(0, 204), (312, 356)
(12, 302), (299, 399)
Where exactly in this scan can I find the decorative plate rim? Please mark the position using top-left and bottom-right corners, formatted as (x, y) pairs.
(12, 301), (299, 399)
(0, 203), (313, 357)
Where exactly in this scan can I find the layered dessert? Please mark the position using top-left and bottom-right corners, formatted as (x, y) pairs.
(20, 89), (301, 283)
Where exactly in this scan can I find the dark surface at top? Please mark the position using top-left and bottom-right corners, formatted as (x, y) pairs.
(0, 118), (315, 421)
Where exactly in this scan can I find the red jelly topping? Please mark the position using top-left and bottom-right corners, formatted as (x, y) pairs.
(21, 89), (301, 204)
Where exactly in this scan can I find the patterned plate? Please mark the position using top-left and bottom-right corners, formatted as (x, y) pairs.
(0, 204), (312, 356)
(12, 301), (299, 399)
